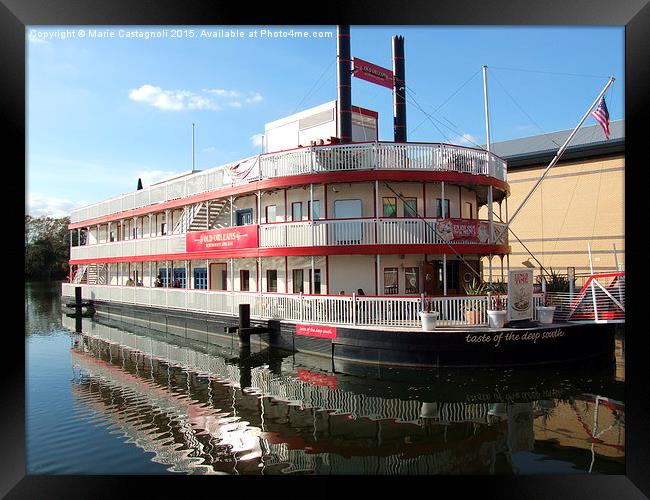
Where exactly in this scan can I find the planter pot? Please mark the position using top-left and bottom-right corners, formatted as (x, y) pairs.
(487, 310), (507, 329)
(537, 306), (556, 324)
(464, 310), (481, 325)
(419, 311), (439, 331)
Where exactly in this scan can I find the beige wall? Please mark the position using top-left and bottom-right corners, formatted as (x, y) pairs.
(480, 154), (624, 276)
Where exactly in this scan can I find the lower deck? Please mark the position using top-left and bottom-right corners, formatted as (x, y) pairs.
(62, 293), (620, 369)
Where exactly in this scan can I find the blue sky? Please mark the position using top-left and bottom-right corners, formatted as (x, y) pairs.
(27, 25), (624, 217)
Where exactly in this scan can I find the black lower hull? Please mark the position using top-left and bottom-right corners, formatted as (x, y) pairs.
(66, 298), (620, 369)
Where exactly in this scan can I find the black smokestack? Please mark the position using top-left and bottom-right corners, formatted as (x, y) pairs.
(337, 25), (352, 143)
(392, 35), (407, 142)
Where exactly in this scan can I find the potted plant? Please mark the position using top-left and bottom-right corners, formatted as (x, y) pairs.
(536, 294), (556, 324)
(419, 295), (439, 332)
(536, 269), (565, 324)
(463, 278), (489, 325)
(487, 292), (507, 329)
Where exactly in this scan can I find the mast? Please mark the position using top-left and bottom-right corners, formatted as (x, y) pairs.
(499, 77), (615, 237)
(483, 65), (494, 283)
(392, 35), (407, 142)
(337, 25), (352, 143)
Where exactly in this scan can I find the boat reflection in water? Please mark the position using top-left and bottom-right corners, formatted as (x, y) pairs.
(63, 314), (625, 475)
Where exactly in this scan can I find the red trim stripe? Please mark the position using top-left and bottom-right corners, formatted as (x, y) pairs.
(69, 243), (510, 265)
(69, 170), (509, 229)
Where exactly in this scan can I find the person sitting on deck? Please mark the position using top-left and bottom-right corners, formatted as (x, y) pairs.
(154, 275), (163, 287)
(125, 277), (134, 286)
(339, 290), (345, 295)
(357, 288), (365, 295)
(172, 279), (181, 288)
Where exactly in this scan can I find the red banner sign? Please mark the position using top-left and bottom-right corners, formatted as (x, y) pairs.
(186, 225), (259, 252)
(353, 57), (394, 89)
(436, 219), (482, 242)
(295, 324), (337, 339)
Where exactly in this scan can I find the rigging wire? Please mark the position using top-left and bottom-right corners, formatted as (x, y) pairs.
(291, 58), (337, 114)
(380, 181), (496, 288)
(403, 85), (489, 152)
(490, 70), (562, 149)
(492, 211), (550, 277)
(489, 66), (611, 80)
(402, 88), (453, 143)
(408, 69), (482, 137)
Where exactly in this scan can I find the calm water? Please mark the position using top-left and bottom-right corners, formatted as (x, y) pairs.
(26, 281), (625, 475)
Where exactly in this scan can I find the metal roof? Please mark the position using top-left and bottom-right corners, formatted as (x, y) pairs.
(489, 119), (624, 166)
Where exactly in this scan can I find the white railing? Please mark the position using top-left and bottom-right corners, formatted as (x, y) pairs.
(72, 218), (508, 260)
(70, 234), (185, 261)
(542, 273), (625, 322)
(70, 142), (508, 224)
(63, 282), (552, 329)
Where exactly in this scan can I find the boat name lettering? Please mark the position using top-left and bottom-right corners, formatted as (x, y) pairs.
(465, 328), (565, 347)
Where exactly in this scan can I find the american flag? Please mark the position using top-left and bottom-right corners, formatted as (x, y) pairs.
(591, 97), (610, 140)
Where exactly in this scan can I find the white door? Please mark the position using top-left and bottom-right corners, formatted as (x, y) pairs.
(334, 199), (362, 244)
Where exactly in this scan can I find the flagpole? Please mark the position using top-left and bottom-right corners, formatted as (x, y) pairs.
(483, 65), (494, 283)
(499, 76), (615, 237)
(191, 123), (195, 173)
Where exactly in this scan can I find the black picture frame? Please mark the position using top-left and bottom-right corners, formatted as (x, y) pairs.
(7, 0), (648, 497)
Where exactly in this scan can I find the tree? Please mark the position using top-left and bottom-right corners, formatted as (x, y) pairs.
(25, 216), (71, 280)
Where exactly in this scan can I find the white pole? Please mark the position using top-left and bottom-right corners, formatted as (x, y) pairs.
(192, 123), (195, 173)
(483, 65), (495, 253)
(612, 243), (620, 271)
(588, 242), (598, 321)
(443, 254), (447, 296)
(502, 77), (615, 235)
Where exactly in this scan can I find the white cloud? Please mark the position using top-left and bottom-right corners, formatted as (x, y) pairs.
(204, 88), (264, 108)
(246, 92), (263, 104)
(135, 169), (181, 186)
(204, 88), (242, 98)
(250, 133), (264, 148)
(454, 133), (479, 146)
(202, 146), (217, 153)
(27, 193), (90, 218)
(129, 85), (264, 112)
(128, 84), (220, 111)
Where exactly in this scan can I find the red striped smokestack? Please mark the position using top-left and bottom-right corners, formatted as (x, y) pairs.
(337, 25), (352, 143)
(392, 35), (407, 142)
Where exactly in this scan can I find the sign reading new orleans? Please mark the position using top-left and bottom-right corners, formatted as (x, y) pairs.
(186, 225), (259, 252)
(508, 269), (534, 321)
(352, 57), (394, 89)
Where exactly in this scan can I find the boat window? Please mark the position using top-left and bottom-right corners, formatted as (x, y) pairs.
(159, 267), (172, 287)
(240, 269), (250, 291)
(436, 199), (450, 218)
(292, 202), (303, 221)
(161, 222), (167, 236)
(382, 197), (397, 218)
(464, 201), (473, 219)
(404, 198), (418, 218)
(292, 269), (304, 293)
(405, 267), (419, 294)
(172, 268), (186, 288)
(194, 268), (207, 290)
(236, 209), (253, 226)
(267, 269), (278, 292)
(309, 200), (321, 220)
(308, 268), (321, 294)
(266, 205), (277, 223)
(384, 268), (398, 295)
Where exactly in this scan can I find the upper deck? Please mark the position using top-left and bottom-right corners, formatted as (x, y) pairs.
(69, 141), (508, 226)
